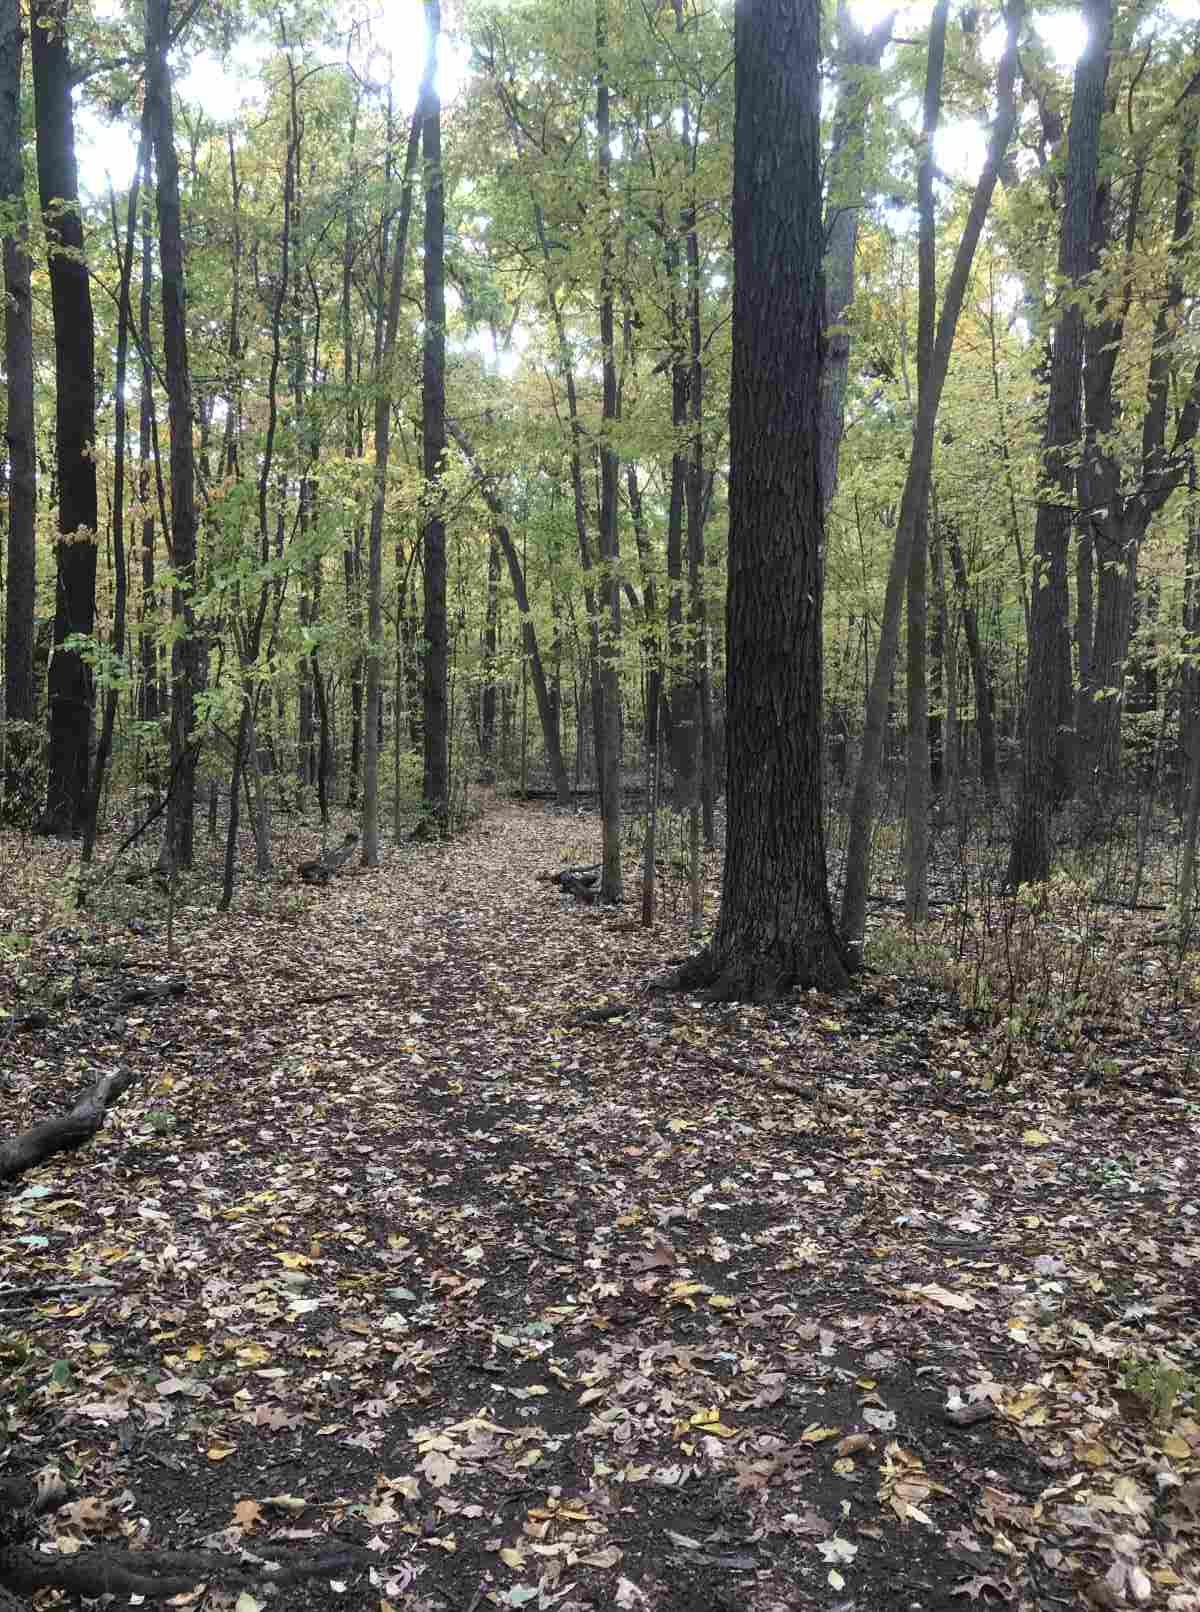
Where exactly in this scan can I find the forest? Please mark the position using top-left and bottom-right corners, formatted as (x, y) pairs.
(1, 0), (1199, 1608)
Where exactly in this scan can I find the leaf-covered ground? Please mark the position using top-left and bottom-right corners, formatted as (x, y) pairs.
(2, 803), (1199, 1612)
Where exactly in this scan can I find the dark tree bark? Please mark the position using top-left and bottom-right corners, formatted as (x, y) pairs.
(595, 0), (622, 901)
(660, 0), (850, 1000)
(1007, 0), (1113, 888)
(1, 0), (36, 787)
(147, 0), (204, 869)
(421, 0), (449, 822)
(31, 0), (97, 834)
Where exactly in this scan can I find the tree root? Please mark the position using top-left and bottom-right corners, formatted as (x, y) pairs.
(650, 937), (854, 1002)
(0, 1470), (368, 1608)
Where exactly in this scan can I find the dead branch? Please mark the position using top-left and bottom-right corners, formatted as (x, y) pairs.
(0, 1065), (142, 1186)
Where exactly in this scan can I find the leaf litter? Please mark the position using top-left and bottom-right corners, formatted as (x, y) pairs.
(0, 801), (1198, 1611)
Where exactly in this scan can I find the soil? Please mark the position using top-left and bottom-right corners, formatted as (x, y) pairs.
(1, 802), (1198, 1611)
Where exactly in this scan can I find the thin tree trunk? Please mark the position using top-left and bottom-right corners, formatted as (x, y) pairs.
(82, 141), (149, 864)
(596, 0), (622, 901)
(148, 0), (203, 870)
(447, 419), (570, 804)
(903, 0), (948, 927)
(363, 99), (424, 863)
(840, 0), (1022, 944)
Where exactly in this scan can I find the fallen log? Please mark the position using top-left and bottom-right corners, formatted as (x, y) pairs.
(297, 831), (358, 885)
(542, 864), (604, 904)
(0, 1065), (142, 1185)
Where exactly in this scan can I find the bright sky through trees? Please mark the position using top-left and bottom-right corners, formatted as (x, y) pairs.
(78, 0), (440, 196)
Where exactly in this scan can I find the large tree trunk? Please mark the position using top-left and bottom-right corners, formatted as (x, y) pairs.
(839, 0), (1022, 945)
(661, 0), (849, 1001)
(421, 0), (449, 823)
(31, 0), (97, 834)
(1007, 0), (1113, 888)
(147, 0), (203, 870)
(1, 0), (36, 797)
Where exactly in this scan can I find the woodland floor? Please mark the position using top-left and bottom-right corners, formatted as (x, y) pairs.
(1, 800), (1199, 1612)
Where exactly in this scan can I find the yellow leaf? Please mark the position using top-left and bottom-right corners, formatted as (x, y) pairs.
(500, 1548), (525, 1568)
(1022, 1130), (1050, 1146)
(800, 1425), (840, 1443)
(274, 1252), (310, 1269)
(207, 1445), (235, 1461)
(1074, 1442), (1108, 1467)
(1159, 1434), (1190, 1459)
(836, 1434), (872, 1455)
(708, 1295), (737, 1310)
(833, 1458), (856, 1476)
(910, 1283), (976, 1312)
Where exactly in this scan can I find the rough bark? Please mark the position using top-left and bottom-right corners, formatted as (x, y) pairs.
(659, 0), (850, 1001)
(421, 0), (449, 821)
(1008, 0), (1113, 888)
(1, 0), (35, 763)
(31, 0), (97, 834)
